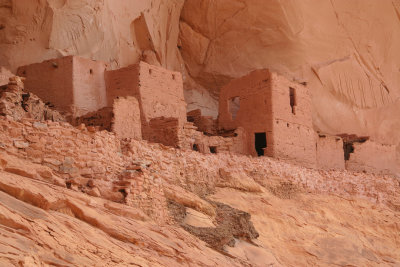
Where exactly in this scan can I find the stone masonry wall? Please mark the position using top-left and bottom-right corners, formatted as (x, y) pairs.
(0, 116), (167, 223)
(105, 62), (186, 144)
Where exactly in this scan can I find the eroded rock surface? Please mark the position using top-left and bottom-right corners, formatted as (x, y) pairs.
(0, 110), (398, 265)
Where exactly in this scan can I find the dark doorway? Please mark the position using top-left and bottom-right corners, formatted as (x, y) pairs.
(192, 144), (199, 152)
(255, 132), (267, 156)
(343, 142), (355, 161)
(209, 146), (217, 154)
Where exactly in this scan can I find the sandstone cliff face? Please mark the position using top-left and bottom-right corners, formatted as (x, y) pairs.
(1, 0), (400, 146)
(0, 0), (184, 72)
(180, 0), (400, 146)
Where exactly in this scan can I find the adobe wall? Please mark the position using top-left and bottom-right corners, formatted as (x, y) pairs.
(71, 57), (108, 117)
(137, 62), (186, 126)
(346, 140), (399, 175)
(218, 69), (273, 156)
(317, 134), (345, 170)
(269, 73), (316, 167)
(17, 56), (107, 117)
(73, 97), (142, 141)
(187, 109), (218, 135)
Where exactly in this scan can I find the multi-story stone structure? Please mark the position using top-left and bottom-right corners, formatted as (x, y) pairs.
(218, 69), (316, 168)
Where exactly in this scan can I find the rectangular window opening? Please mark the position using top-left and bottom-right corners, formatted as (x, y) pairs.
(192, 144), (199, 152)
(289, 87), (296, 115)
(209, 146), (217, 154)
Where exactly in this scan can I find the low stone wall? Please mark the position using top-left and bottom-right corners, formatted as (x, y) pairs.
(317, 134), (345, 170)
(0, 117), (168, 223)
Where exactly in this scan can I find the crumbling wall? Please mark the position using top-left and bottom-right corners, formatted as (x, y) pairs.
(74, 97), (142, 140)
(0, 76), (65, 122)
(106, 61), (186, 143)
(317, 134), (345, 170)
(218, 69), (273, 156)
(17, 56), (107, 118)
(346, 140), (399, 175)
(0, 67), (13, 86)
(73, 107), (113, 131)
(187, 109), (217, 135)
(0, 116), (168, 222)
(179, 122), (244, 155)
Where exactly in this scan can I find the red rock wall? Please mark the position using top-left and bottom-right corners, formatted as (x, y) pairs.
(317, 135), (345, 170)
(17, 56), (107, 117)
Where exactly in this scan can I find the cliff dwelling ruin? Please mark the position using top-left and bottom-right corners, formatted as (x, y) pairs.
(13, 56), (399, 176)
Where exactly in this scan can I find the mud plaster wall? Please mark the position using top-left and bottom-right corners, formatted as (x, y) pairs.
(218, 69), (273, 156)
(317, 135), (345, 170)
(112, 96), (142, 140)
(105, 64), (140, 106)
(72, 57), (108, 117)
(346, 141), (399, 175)
(137, 62), (186, 126)
(270, 73), (316, 168)
(17, 57), (74, 115)
(17, 56), (107, 117)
